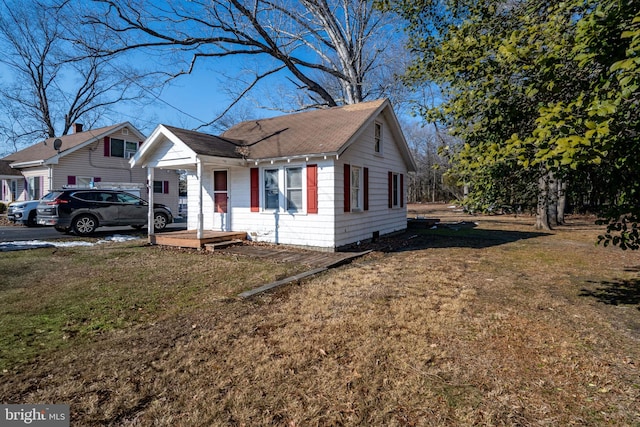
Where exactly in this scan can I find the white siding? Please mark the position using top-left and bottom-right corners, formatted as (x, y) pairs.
(146, 135), (196, 167)
(20, 168), (49, 200)
(334, 114), (409, 248)
(180, 107), (413, 251)
(1, 178), (24, 203)
(187, 161), (337, 250)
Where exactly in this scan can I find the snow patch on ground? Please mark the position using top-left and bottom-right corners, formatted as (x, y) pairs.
(0, 235), (142, 251)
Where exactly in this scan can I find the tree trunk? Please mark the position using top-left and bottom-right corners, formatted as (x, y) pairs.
(547, 171), (558, 227)
(536, 172), (552, 230)
(556, 179), (567, 224)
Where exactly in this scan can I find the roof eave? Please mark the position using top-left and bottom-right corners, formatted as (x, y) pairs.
(198, 154), (246, 167)
(9, 160), (45, 169)
(246, 151), (340, 165)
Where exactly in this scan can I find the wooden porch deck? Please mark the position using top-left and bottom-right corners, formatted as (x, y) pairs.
(150, 230), (247, 249)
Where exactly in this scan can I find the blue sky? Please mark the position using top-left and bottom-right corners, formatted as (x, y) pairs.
(0, 0), (422, 150)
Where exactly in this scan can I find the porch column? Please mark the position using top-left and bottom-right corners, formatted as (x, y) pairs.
(147, 167), (155, 243)
(196, 157), (204, 239)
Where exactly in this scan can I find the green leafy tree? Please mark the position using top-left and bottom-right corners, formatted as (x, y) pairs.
(386, 0), (640, 246)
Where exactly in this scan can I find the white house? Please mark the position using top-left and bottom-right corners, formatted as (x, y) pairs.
(1, 122), (180, 213)
(131, 99), (416, 251)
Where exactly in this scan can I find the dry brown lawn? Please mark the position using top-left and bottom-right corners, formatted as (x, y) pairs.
(1, 204), (639, 426)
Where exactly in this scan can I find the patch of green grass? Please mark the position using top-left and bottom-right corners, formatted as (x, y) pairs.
(0, 243), (307, 370)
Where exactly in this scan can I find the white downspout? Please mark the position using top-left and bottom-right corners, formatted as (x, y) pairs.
(48, 166), (54, 192)
(147, 167), (155, 243)
(196, 157), (204, 239)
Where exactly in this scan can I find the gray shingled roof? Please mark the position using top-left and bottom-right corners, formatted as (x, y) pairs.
(159, 100), (388, 161)
(222, 99), (387, 159)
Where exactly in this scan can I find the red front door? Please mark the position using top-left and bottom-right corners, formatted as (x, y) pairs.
(213, 170), (229, 230)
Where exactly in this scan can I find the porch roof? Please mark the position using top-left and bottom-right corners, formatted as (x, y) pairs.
(163, 126), (245, 159)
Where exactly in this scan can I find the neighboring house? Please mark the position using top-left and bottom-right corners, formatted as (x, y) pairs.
(1, 123), (179, 214)
(0, 159), (22, 204)
(131, 99), (417, 251)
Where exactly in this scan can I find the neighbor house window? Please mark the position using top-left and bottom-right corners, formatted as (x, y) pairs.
(351, 166), (361, 210)
(110, 138), (138, 158)
(374, 122), (382, 154)
(153, 180), (169, 194)
(285, 167), (303, 212)
(264, 169), (279, 210)
(10, 180), (17, 200)
(27, 176), (41, 200)
(68, 176), (101, 187)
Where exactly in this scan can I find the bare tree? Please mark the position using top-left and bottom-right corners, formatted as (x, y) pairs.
(0, 0), (158, 150)
(403, 121), (459, 203)
(82, 0), (408, 116)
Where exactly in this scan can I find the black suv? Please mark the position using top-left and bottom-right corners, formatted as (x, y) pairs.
(37, 189), (173, 236)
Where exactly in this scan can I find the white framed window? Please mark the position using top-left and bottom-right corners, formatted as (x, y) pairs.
(374, 122), (383, 154)
(263, 168), (279, 210)
(259, 165), (308, 213)
(351, 166), (362, 211)
(27, 176), (41, 200)
(285, 167), (303, 212)
(110, 138), (138, 158)
(77, 177), (94, 187)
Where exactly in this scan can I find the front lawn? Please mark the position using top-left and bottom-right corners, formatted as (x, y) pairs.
(1, 206), (638, 425)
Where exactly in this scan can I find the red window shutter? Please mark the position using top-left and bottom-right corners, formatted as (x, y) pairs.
(388, 171), (393, 208)
(250, 168), (259, 212)
(400, 173), (404, 207)
(104, 137), (110, 157)
(163, 181), (169, 194)
(343, 164), (350, 212)
(307, 164), (318, 214)
(93, 177), (101, 183)
(363, 167), (369, 211)
(67, 176), (76, 185)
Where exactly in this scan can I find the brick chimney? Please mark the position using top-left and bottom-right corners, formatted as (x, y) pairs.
(73, 123), (84, 133)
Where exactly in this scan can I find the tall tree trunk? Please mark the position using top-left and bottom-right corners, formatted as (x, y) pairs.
(547, 171), (558, 227)
(556, 179), (567, 224)
(536, 171), (552, 230)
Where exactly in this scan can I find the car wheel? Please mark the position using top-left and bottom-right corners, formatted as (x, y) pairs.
(54, 226), (70, 233)
(153, 213), (168, 231)
(72, 215), (97, 236)
(26, 211), (37, 227)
